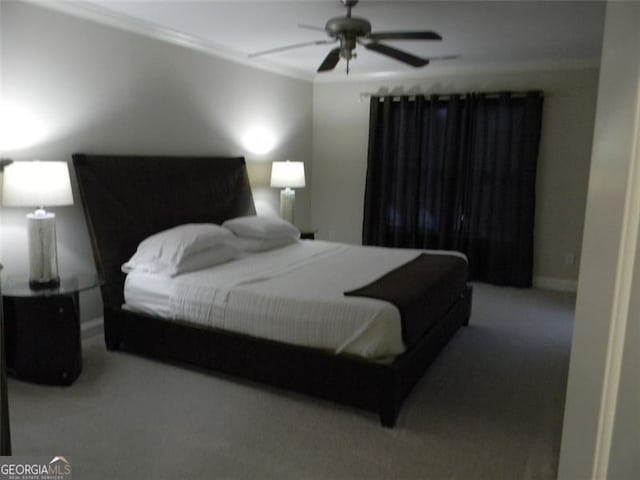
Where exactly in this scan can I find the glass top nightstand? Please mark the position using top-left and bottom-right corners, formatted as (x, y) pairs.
(1, 272), (101, 385)
(1, 273), (100, 298)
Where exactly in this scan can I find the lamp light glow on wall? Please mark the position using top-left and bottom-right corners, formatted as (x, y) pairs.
(270, 160), (305, 224)
(244, 128), (276, 155)
(0, 103), (47, 151)
(1, 161), (74, 289)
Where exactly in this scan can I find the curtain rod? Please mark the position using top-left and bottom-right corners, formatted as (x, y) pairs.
(359, 90), (543, 102)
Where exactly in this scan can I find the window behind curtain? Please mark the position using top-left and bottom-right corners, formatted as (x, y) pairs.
(363, 92), (543, 287)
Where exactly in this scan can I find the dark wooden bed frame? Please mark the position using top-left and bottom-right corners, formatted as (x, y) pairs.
(73, 153), (472, 427)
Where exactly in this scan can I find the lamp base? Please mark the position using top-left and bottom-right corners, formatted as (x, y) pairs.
(27, 211), (60, 289)
(280, 188), (295, 224)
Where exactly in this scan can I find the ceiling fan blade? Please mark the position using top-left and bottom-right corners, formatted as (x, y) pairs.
(317, 47), (341, 72)
(298, 23), (326, 32)
(368, 31), (442, 41)
(364, 42), (429, 67)
(249, 40), (335, 58)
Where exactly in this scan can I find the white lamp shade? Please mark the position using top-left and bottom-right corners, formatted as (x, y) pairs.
(270, 161), (306, 189)
(2, 160), (74, 207)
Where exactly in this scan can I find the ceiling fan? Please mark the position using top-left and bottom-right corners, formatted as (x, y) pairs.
(249, 0), (443, 74)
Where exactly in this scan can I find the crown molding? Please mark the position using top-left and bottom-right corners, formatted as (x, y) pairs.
(23, 0), (314, 83)
(21, 1), (600, 86)
(313, 58), (601, 84)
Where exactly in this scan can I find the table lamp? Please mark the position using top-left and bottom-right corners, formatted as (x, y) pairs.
(1, 160), (74, 289)
(270, 160), (305, 224)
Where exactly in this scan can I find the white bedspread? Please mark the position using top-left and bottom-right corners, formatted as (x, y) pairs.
(124, 241), (466, 360)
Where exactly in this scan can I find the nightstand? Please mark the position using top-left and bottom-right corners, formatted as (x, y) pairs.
(1, 273), (99, 386)
(300, 231), (316, 240)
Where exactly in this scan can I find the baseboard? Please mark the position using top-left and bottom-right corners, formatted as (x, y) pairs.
(81, 317), (104, 339)
(533, 276), (578, 292)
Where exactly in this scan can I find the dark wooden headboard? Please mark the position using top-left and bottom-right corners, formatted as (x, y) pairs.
(72, 154), (256, 309)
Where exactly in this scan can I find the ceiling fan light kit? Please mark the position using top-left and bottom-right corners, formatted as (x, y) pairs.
(250, 0), (443, 74)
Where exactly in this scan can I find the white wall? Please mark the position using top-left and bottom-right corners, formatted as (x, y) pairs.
(311, 68), (599, 288)
(608, 221), (640, 479)
(0, 1), (313, 320)
(558, 2), (640, 478)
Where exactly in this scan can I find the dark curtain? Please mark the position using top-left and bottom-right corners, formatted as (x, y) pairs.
(363, 91), (543, 287)
(363, 95), (469, 250)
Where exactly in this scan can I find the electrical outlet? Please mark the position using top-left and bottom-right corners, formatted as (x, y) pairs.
(564, 252), (577, 266)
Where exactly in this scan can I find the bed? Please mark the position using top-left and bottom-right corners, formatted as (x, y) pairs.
(73, 153), (472, 427)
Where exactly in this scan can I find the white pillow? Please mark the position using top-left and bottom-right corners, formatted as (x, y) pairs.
(222, 215), (300, 240)
(123, 245), (237, 277)
(236, 236), (298, 253)
(122, 223), (236, 275)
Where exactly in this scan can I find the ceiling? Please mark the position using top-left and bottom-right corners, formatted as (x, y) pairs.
(77, 0), (605, 80)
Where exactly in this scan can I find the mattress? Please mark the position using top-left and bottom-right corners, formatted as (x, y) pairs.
(124, 240), (466, 360)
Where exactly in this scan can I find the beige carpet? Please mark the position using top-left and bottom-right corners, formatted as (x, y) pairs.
(7, 283), (574, 479)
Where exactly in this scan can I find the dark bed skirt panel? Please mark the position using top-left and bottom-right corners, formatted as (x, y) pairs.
(104, 285), (472, 427)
